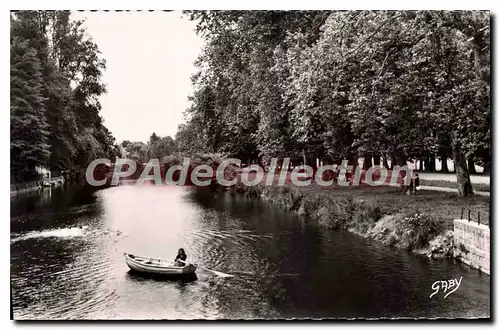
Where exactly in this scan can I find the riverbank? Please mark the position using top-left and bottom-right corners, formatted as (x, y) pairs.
(225, 181), (489, 263)
(10, 182), (43, 196)
(10, 177), (66, 197)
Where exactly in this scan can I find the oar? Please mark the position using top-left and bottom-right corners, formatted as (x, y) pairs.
(177, 259), (233, 278)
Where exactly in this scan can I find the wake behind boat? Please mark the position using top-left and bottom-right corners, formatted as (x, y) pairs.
(124, 253), (197, 276)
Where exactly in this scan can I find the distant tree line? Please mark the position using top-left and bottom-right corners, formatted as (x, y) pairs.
(119, 133), (177, 164)
(175, 10), (490, 196)
(10, 11), (116, 183)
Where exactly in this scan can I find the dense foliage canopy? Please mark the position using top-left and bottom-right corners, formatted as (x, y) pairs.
(10, 11), (116, 183)
(176, 10), (490, 196)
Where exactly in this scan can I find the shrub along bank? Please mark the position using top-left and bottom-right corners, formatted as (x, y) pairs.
(223, 183), (489, 259)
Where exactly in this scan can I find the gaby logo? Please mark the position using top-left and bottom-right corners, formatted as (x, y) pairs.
(85, 157), (414, 188)
(429, 277), (463, 299)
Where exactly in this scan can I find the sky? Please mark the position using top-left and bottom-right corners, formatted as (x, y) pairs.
(71, 11), (204, 144)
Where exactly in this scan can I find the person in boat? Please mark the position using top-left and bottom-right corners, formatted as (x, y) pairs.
(174, 248), (187, 266)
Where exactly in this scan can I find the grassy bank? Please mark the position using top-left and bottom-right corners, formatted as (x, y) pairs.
(226, 181), (489, 259)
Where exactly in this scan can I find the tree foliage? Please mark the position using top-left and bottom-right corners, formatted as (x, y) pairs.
(117, 133), (177, 164)
(178, 10), (490, 196)
(10, 11), (115, 183)
(10, 35), (50, 182)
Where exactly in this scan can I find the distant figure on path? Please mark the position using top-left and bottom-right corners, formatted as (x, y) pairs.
(174, 248), (187, 267)
(401, 173), (406, 193)
(402, 172), (412, 194)
(413, 174), (420, 194)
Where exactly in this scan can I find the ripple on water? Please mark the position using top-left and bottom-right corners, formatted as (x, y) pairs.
(13, 251), (119, 320)
(10, 227), (86, 243)
(11, 225), (126, 320)
(184, 229), (273, 271)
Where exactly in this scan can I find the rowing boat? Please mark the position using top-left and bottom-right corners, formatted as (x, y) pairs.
(124, 253), (197, 276)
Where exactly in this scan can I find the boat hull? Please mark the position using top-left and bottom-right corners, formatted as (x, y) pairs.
(126, 269), (198, 282)
(124, 253), (197, 276)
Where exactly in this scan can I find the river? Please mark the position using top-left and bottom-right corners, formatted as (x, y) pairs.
(10, 184), (490, 320)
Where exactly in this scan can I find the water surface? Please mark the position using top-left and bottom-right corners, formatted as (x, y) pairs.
(11, 185), (490, 319)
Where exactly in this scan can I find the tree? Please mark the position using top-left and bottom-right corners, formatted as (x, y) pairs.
(121, 140), (131, 148)
(184, 11), (331, 165)
(10, 11), (115, 180)
(148, 134), (176, 161)
(126, 142), (149, 164)
(181, 10), (490, 195)
(10, 36), (51, 182)
(149, 132), (159, 146)
(175, 121), (206, 154)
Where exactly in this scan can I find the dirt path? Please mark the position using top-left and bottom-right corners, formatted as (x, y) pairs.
(420, 185), (490, 197)
(417, 172), (490, 185)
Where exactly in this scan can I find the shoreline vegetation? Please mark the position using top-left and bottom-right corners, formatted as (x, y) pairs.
(225, 180), (489, 262)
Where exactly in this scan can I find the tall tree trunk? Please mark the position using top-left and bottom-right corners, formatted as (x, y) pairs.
(482, 156), (490, 174)
(348, 154), (358, 168)
(382, 156), (389, 169)
(390, 156), (396, 170)
(373, 153), (381, 166)
(467, 158), (477, 174)
(363, 152), (373, 170)
(308, 156), (317, 174)
(440, 152), (449, 173)
(428, 154), (436, 172)
(393, 153), (407, 167)
(391, 154), (407, 185)
(347, 152), (358, 182)
(258, 158), (264, 169)
(453, 143), (474, 196)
